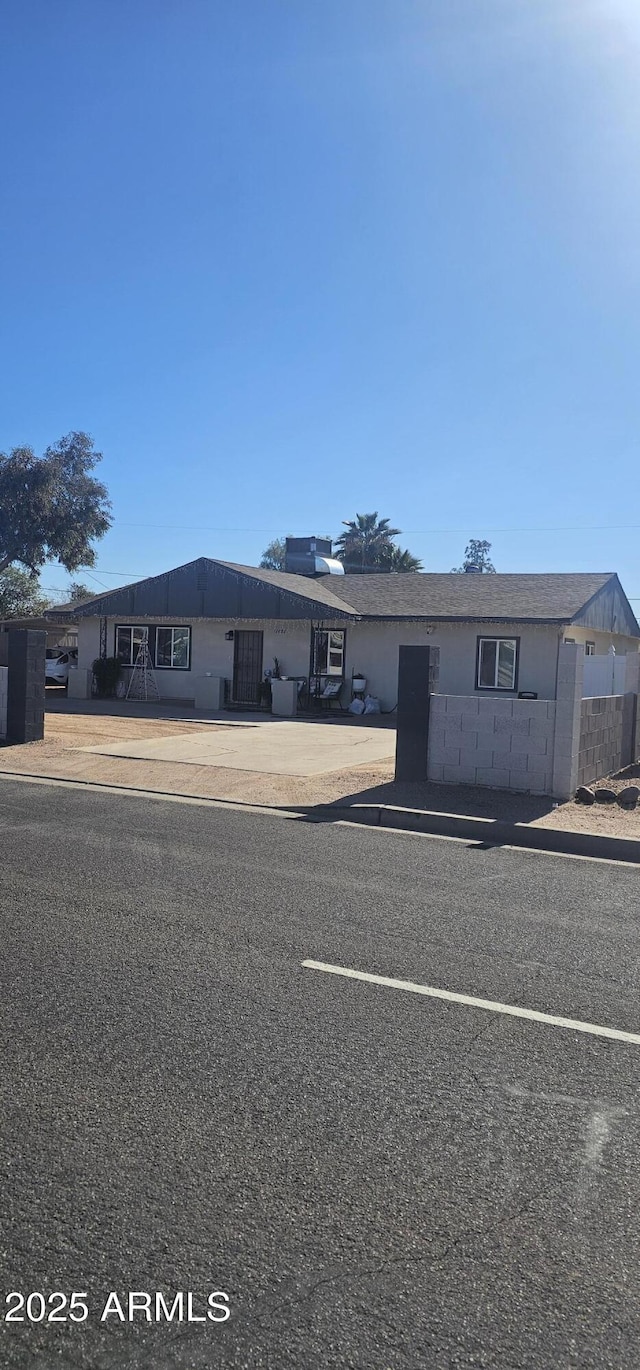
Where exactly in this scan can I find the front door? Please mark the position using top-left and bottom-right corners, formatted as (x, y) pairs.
(232, 631), (264, 704)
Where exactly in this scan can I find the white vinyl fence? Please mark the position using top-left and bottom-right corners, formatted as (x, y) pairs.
(582, 651), (628, 698)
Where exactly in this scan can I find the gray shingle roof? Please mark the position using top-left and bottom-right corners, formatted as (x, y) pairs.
(54, 561), (637, 632)
(214, 561), (356, 615)
(312, 571), (618, 622)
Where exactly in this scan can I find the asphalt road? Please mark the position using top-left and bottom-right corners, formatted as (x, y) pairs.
(1, 777), (640, 1370)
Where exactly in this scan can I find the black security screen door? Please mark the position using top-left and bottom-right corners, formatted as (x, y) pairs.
(232, 631), (263, 704)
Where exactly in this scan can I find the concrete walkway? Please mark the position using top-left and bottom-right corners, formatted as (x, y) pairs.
(80, 718), (397, 777)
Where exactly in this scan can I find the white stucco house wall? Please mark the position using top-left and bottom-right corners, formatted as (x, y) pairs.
(52, 543), (640, 714)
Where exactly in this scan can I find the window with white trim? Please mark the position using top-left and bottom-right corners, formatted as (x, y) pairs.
(115, 625), (146, 666)
(476, 637), (518, 690)
(155, 626), (191, 670)
(585, 641), (596, 655)
(312, 629), (345, 676)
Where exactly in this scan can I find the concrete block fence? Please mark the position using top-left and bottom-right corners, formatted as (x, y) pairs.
(427, 695), (556, 795)
(0, 665), (7, 739)
(551, 642), (584, 800)
(0, 631), (46, 746)
(423, 644), (639, 800)
(578, 694), (636, 788)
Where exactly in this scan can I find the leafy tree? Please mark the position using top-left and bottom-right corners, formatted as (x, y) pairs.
(259, 538), (286, 571)
(377, 543), (423, 573)
(0, 566), (53, 619)
(0, 431), (111, 576)
(451, 539), (496, 573)
(66, 580), (94, 602)
(335, 512), (403, 573)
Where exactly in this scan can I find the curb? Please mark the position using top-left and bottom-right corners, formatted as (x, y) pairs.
(309, 803), (640, 865)
(1, 769), (639, 866)
(0, 769), (302, 819)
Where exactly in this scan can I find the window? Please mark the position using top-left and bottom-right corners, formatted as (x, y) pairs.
(312, 628), (345, 676)
(155, 626), (191, 670)
(115, 625), (146, 666)
(476, 637), (518, 691)
(585, 641), (596, 656)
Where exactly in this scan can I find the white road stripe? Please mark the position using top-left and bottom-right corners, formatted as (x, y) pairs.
(302, 960), (640, 1046)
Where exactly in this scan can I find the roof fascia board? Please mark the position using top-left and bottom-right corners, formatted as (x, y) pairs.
(353, 614), (568, 625)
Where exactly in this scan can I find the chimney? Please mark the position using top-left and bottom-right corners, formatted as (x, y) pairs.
(284, 536), (345, 577)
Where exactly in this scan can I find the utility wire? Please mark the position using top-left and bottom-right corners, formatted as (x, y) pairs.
(72, 568), (111, 591)
(114, 520), (640, 536)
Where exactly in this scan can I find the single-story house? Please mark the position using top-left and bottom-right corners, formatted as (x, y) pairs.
(52, 538), (640, 712)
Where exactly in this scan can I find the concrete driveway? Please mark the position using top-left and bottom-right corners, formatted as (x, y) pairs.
(80, 717), (396, 777)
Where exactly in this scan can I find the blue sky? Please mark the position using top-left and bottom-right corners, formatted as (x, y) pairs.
(1, 0), (639, 607)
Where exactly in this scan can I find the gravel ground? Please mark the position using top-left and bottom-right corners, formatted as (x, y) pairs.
(1, 711), (638, 838)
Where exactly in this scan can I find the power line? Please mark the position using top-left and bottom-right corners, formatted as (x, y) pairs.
(115, 520), (640, 536)
(76, 569), (111, 591)
(77, 568), (144, 577)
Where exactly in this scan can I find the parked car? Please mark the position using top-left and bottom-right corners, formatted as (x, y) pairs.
(45, 648), (78, 687)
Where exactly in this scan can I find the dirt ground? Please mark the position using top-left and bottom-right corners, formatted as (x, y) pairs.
(1, 708), (639, 838)
(32, 712), (225, 749)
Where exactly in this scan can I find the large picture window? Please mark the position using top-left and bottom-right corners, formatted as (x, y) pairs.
(312, 629), (345, 676)
(476, 637), (518, 691)
(115, 625), (146, 666)
(155, 626), (191, 670)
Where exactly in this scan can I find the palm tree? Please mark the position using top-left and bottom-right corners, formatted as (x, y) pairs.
(377, 544), (423, 573)
(334, 513), (402, 573)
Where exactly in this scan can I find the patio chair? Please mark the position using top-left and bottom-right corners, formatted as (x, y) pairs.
(285, 676), (308, 711)
(314, 678), (345, 712)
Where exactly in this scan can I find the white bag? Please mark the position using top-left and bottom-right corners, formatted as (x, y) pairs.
(363, 695), (380, 714)
(348, 697), (365, 715)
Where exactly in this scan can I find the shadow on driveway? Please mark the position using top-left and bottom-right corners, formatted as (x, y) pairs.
(303, 776), (555, 824)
